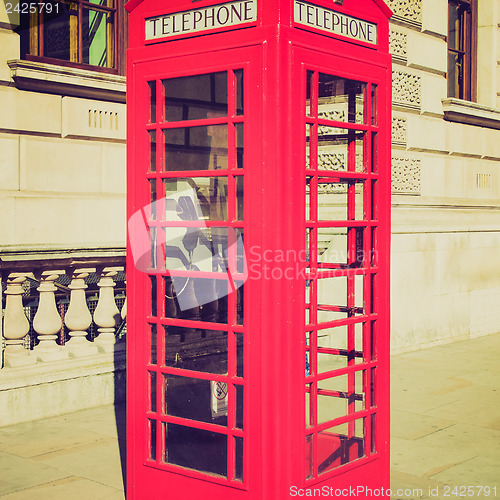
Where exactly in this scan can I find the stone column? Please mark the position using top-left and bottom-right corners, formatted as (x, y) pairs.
(33, 272), (67, 362)
(2, 274), (36, 368)
(65, 270), (98, 357)
(93, 268), (121, 353)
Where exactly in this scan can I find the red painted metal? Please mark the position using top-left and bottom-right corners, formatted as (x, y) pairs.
(127, 0), (392, 498)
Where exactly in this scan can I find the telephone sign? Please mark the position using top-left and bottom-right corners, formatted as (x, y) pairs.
(126, 0), (392, 498)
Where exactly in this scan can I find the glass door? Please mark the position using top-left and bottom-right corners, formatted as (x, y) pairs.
(303, 63), (387, 484)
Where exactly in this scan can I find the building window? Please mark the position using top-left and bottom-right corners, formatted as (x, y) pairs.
(448, 0), (477, 101)
(20, 0), (126, 74)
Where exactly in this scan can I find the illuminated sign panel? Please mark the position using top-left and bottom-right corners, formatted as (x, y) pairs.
(145, 0), (257, 41)
(294, 1), (378, 45)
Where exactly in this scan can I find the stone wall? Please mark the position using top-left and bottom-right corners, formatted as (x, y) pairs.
(389, 0), (500, 352)
(0, 4), (126, 251)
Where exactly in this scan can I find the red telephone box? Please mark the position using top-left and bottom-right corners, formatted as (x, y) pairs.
(126, 0), (392, 498)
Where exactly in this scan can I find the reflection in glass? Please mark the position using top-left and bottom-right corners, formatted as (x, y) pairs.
(164, 177), (229, 221)
(163, 422), (227, 477)
(316, 275), (364, 324)
(306, 434), (313, 479)
(164, 125), (228, 171)
(164, 374), (228, 426)
(317, 179), (365, 221)
(235, 123), (244, 168)
(371, 85), (377, 125)
(317, 128), (365, 172)
(43, 4), (71, 61)
(149, 81), (156, 123)
(306, 70), (315, 116)
(150, 324), (157, 365)
(164, 72), (228, 122)
(318, 74), (366, 125)
(235, 69), (244, 115)
(317, 419), (365, 474)
(149, 179), (157, 219)
(164, 325), (228, 374)
(83, 9), (108, 67)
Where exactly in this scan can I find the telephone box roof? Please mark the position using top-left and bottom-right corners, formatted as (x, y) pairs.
(125, 0), (393, 18)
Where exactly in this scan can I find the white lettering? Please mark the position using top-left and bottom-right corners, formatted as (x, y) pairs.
(145, 0), (257, 41)
(293, 0), (377, 45)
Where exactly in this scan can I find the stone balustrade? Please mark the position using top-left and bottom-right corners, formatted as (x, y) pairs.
(1, 257), (126, 369)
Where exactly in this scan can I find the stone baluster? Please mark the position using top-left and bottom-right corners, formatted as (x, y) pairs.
(65, 270), (98, 357)
(33, 272), (67, 362)
(93, 268), (121, 353)
(2, 274), (36, 368)
(121, 297), (127, 320)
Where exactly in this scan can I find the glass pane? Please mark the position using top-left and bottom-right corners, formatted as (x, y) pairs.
(235, 437), (244, 481)
(306, 70), (315, 117)
(149, 179), (157, 219)
(164, 276), (228, 324)
(448, 4), (462, 51)
(149, 371), (157, 412)
(150, 275), (157, 317)
(149, 81), (156, 123)
(306, 384), (313, 426)
(236, 332), (244, 376)
(149, 131), (156, 172)
(448, 52), (462, 98)
(371, 85), (378, 125)
(306, 434), (313, 479)
(236, 176), (244, 220)
(163, 72), (228, 122)
(149, 419), (157, 460)
(164, 325), (228, 374)
(370, 367), (376, 407)
(164, 374), (227, 426)
(164, 125), (228, 171)
(235, 69), (244, 115)
(317, 419), (365, 474)
(235, 123), (244, 168)
(316, 373), (365, 424)
(150, 324), (157, 365)
(371, 414), (377, 453)
(43, 3), (72, 61)
(236, 384), (244, 429)
(317, 128), (365, 172)
(164, 177), (228, 221)
(82, 9), (109, 67)
(163, 422), (227, 477)
(316, 275), (364, 323)
(319, 227), (364, 268)
(318, 74), (366, 125)
(316, 323), (364, 373)
(317, 180), (365, 221)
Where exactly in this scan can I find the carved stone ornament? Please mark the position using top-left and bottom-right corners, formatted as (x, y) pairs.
(391, 156), (421, 195)
(392, 117), (407, 145)
(392, 70), (421, 110)
(389, 30), (407, 62)
(385, 0), (422, 27)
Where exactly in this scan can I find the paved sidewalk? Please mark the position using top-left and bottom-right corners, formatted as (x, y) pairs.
(0, 333), (499, 499)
